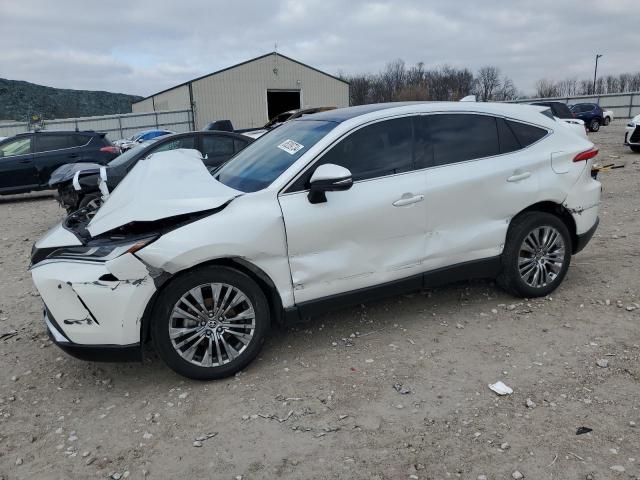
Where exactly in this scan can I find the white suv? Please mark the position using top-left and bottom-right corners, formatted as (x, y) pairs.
(30, 102), (601, 379)
(625, 114), (640, 152)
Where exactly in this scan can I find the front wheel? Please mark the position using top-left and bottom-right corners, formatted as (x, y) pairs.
(603, 117), (611, 126)
(630, 145), (640, 153)
(588, 118), (600, 132)
(498, 212), (572, 298)
(152, 266), (270, 380)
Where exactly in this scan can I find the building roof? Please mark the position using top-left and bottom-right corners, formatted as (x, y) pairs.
(133, 52), (349, 105)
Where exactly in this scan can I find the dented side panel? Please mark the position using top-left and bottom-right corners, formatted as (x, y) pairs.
(563, 159), (601, 234)
(137, 189), (295, 307)
(422, 146), (545, 270)
(278, 172), (428, 303)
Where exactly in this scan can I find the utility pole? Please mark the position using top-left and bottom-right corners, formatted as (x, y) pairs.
(593, 54), (603, 95)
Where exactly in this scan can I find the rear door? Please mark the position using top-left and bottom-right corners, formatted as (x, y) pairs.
(278, 116), (428, 304)
(420, 113), (547, 270)
(0, 135), (37, 193)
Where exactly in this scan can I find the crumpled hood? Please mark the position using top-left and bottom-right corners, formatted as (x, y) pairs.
(87, 149), (242, 237)
(48, 162), (103, 186)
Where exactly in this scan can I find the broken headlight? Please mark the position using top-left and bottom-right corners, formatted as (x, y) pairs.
(40, 236), (158, 263)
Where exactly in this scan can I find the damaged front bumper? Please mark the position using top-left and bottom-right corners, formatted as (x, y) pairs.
(45, 307), (141, 362)
(31, 252), (158, 356)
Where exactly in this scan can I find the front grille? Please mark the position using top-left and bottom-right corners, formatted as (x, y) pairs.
(631, 126), (640, 143)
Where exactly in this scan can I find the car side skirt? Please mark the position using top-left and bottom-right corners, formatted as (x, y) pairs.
(284, 256), (502, 325)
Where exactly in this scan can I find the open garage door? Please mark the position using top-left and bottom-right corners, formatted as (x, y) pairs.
(267, 90), (301, 122)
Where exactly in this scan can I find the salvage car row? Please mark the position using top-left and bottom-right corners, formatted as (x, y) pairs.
(27, 101), (602, 380)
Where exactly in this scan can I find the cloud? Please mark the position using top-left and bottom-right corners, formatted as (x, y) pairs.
(0, 0), (636, 96)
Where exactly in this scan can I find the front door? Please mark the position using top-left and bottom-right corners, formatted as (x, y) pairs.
(278, 116), (428, 304)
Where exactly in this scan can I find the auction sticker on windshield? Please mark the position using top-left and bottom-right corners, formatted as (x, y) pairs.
(277, 139), (304, 155)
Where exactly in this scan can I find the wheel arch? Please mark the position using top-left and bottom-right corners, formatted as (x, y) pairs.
(510, 201), (578, 253)
(140, 257), (286, 345)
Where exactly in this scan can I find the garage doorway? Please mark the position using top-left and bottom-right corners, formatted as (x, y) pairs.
(267, 90), (301, 122)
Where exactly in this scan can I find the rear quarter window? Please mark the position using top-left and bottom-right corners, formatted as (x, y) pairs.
(506, 120), (548, 147)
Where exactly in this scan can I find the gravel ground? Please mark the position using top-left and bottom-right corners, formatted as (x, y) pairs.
(0, 121), (639, 480)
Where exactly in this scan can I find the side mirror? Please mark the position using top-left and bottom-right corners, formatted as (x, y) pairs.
(307, 163), (353, 204)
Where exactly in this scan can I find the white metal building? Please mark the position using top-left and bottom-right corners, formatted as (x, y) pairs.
(132, 52), (350, 130)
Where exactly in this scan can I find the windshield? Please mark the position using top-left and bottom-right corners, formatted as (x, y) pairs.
(217, 120), (336, 192)
(108, 140), (155, 167)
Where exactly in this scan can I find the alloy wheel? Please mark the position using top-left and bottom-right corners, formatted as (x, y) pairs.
(518, 226), (566, 289)
(169, 283), (256, 367)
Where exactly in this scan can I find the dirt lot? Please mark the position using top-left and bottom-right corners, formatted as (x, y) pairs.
(1, 121), (639, 480)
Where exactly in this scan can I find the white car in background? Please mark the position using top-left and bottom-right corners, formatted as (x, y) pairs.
(30, 102), (601, 380)
(603, 109), (614, 126)
(625, 114), (640, 152)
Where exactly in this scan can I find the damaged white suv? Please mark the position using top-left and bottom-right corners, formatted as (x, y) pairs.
(30, 102), (601, 379)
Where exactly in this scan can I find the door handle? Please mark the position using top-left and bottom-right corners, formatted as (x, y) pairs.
(507, 171), (531, 182)
(393, 194), (424, 207)
(18, 159), (31, 164)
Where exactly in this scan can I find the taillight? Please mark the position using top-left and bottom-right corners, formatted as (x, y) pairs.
(100, 146), (120, 154)
(573, 147), (598, 162)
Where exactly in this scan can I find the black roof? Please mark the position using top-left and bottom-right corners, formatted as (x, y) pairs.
(298, 102), (422, 123)
(135, 52), (349, 103)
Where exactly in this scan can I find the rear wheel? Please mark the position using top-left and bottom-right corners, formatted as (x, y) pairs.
(588, 118), (600, 132)
(603, 117), (611, 126)
(630, 145), (640, 153)
(498, 212), (572, 298)
(152, 266), (270, 380)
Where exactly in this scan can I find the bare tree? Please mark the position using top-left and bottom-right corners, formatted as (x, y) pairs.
(347, 75), (371, 106)
(473, 66), (502, 102)
(535, 79), (560, 98)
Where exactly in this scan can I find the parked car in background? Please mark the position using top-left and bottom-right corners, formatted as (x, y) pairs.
(531, 101), (587, 138)
(569, 103), (604, 132)
(602, 109), (614, 125)
(243, 107), (337, 139)
(625, 114), (640, 152)
(0, 131), (118, 195)
(114, 129), (175, 152)
(30, 102), (600, 379)
(50, 130), (253, 211)
(203, 120), (234, 132)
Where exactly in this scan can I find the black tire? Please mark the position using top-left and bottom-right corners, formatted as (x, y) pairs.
(498, 212), (572, 298)
(630, 145), (640, 153)
(588, 118), (600, 132)
(152, 266), (270, 380)
(603, 117), (611, 126)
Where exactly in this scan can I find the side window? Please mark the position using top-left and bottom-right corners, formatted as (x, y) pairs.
(497, 118), (521, 154)
(316, 117), (413, 182)
(67, 134), (91, 147)
(234, 138), (249, 153)
(202, 135), (234, 157)
(149, 136), (195, 154)
(35, 135), (70, 152)
(0, 137), (32, 157)
(506, 120), (547, 147)
(430, 114), (499, 166)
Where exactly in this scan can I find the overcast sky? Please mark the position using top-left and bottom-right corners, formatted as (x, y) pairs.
(1, 0), (637, 97)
